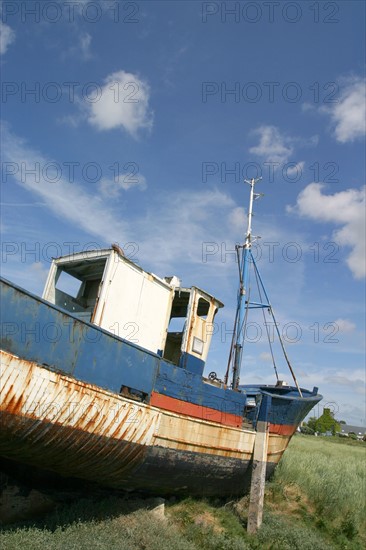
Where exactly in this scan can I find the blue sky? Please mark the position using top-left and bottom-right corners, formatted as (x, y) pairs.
(1, 0), (365, 424)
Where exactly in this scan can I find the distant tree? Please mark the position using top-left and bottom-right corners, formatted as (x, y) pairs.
(348, 432), (357, 440)
(300, 426), (315, 435)
(316, 408), (341, 435)
(307, 416), (318, 432)
(339, 420), (346, 424)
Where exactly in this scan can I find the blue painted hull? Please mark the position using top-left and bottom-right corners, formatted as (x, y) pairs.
(0, 277), (322, 496)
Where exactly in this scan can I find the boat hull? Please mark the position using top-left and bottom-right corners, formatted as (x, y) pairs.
(0, 277), (321, 497)
(0, 350), (289, 496)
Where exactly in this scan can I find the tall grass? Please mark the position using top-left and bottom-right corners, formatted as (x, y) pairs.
(0, 506), (197, 550)
(268, 435), (366, 544)
(1, 435), (364, 549)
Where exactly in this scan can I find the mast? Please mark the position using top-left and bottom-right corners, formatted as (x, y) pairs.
(228, 177), (303, 397)
(231, 177), (261, 389)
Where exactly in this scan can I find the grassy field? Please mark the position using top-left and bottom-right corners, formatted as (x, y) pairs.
(1, 435), (365, 550)
(267, 435), (366, 544)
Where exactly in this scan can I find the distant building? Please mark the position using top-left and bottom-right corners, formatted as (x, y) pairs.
(338, 424), (366, 439)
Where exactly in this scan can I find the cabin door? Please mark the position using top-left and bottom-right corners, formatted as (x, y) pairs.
(163, 289), (192, 365)
(179, 290), (214, 375)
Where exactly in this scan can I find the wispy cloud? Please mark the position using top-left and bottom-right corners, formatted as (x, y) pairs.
(28, 261), (49, 286)
(1, 125), (241, 280)
(99, 171), (147, 197)
(259, 352), (272, 362)
(61, 31), (92, 61)
(321, 76), (366, 143)
(333, 318), (356, 333)
(134, 188), (237, 274)
(288, 183), (366, 279)
(79, 32), (92, 59)
(1, 123), (129, 243)
(286, 161), (305, 177)
(1, 124), (317, 324)
(249, 125), (295, 165)
(323, 369), (365, 396)
(0, 21), (15, 55)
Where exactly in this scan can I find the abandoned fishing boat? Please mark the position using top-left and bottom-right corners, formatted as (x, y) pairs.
(0, 178), (322, 497)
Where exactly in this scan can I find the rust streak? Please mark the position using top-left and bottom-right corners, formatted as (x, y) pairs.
(155, 433), (251, 455)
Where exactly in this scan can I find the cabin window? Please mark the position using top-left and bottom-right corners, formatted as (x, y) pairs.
(163, 289), (190, 365)
(192, 337), (204, 355)
(167, 316), (186, 332)
(197, 297), (210, 319)
(56, 270), (82, 298)
(52, 258), (107, 321)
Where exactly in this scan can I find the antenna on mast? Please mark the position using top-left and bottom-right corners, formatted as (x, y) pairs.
(243, 177), (262, 247)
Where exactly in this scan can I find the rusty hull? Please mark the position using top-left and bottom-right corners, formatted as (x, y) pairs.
(0, 350), (291, 495)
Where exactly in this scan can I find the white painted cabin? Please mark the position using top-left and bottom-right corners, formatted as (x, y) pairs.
(43, 247), (223, 374)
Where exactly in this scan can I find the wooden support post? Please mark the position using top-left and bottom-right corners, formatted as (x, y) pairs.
(247, 394), (271, 534)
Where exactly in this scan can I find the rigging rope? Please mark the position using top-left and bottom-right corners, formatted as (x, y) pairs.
(252, 258), (303, 397)
(253, 259), (279, 380)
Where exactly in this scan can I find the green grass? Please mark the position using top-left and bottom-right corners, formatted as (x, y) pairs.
(1, 435), (365, 550)
(267, 435), (366, 546)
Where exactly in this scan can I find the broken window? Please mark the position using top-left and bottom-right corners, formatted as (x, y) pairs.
(56, 270), (82, 298)
(197, 297), (210, 319)
(53, 258), (107, 321)
(163, 289), (190, 365)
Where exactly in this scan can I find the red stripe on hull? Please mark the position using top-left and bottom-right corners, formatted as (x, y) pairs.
(269, 423), (297, 436)
(150, 392), (242, 428)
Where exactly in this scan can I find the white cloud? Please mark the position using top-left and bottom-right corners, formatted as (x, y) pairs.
(294, 366), (366, 423)
(58, 113), (85, 128)
(229, 206), (246, 230)
(135, 188), (237, 274)
(301, 102), (315, 112)
(286, 161), (305, 178)
(79, 32), (92, 59)
(323, 369), (365, 395)
(1, 126), (239, 280)
(288, 183), (366, 279)
(0, 21), (15, 55)
(249, 125), (294, 165)
(61, 31), (92, 61)
(99, 171), (147, 197)
(259, 352), (272, 362)
(1, 124), (129, 243)
(321, 76), (366, 143)
(86, 70), (153, 137)
(333, 318), (356, 333)
(29, 262), (49, 286)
